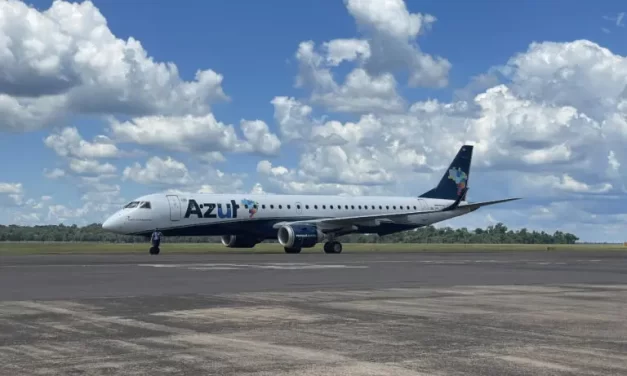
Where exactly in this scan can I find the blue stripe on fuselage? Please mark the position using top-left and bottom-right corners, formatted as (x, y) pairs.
(128, 217), (422, 239)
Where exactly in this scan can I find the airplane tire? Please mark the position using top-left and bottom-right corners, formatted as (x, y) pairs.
(149, 246), (160, 255)
(332, 242), (342, 254)
(284, 247), (301, 254)
(324, 242), (342, 254)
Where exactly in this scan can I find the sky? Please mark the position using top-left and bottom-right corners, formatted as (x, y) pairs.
(1, 0), (627, 243)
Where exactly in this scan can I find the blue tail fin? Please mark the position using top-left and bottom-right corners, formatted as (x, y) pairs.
(419, 145), (473, 201)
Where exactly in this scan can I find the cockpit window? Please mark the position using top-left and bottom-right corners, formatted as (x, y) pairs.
(139, 201), (151, 209)
(124, 201), (139, 208)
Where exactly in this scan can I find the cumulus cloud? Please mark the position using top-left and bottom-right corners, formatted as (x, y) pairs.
(294, 41), (406, 114)
(0, 0), (228, 131)
(123, 156), (193, 186)
(271, 96), (315, 141)
(0, 182), (23, 194)
(122, 156), (246, 194)
(68, 159), (116, 175)
(344, 0), (451, 88)
(44, 127), (118, 159)
(109, 114), (281, 157)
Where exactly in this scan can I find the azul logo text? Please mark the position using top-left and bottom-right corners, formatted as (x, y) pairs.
(184, 199), (239, 219)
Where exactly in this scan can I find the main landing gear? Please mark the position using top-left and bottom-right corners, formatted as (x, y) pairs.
(283, 241), (342, 254)
(323, 241), (342, 254)
(149, 246), (160, 255)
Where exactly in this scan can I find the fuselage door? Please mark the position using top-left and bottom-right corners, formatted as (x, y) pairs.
(167, 195), (181, 221)
(417, 198), (429, 211)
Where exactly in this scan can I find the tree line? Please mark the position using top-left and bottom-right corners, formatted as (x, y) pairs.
(0, 222), (580, 244)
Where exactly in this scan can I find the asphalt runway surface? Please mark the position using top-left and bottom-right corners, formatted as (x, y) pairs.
(0, 250), (626, 375)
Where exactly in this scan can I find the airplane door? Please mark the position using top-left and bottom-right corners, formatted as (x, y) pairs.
(295, 201), (303, 215)
(166, 195), (181, 221)
(417, 199), (428, 210)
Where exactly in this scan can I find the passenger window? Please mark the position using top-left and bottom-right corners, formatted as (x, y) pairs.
(287, 205), (291, 209)
(322, 205), (326, 209)
(297, 205), (301, 209)
(330, 205), (333, 209)
(139, 202), (151, 209)
(270, 205), (274, 209)
(314, 205), (318, 209)
(386, 206), (389, 209)
(345, 205), (348, 209)
(379, 205), (382, 209)
(279, 205), (282, 209)
(306, 205), (309, 209)
(244, 204), (249, 209)
(413, 206), (416, 210)
(358, 205), (362, 209)
(393, 206), (396, 209)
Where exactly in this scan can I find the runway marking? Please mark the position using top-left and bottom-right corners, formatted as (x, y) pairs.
(137, 263), (369, 270)
(0, 258), (615, 270)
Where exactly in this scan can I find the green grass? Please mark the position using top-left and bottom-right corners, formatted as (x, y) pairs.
(0, 242), (625, 255)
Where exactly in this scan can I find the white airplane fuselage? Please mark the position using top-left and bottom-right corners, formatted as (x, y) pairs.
(102, 192), (472, 239)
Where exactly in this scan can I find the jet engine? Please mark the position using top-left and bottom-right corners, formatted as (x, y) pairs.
(220, 235), (259, 248)
(277, 224), (325, 248)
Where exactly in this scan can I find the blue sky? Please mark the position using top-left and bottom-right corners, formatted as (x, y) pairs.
(1, 0), (627, 242)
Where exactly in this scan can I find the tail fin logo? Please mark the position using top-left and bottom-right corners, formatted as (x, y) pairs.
(448, 167), (468, 196)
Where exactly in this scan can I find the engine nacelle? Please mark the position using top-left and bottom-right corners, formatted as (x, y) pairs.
(220, 235), (259, 248)
(277, 224), (324, 249)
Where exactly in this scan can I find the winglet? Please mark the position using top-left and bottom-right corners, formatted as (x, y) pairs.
(442, 187), (468, 211)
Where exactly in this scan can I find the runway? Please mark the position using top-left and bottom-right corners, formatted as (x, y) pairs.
(0, 250), (626, 375)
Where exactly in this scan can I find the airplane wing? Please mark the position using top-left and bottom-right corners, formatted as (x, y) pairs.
(272, 189), (520, 232)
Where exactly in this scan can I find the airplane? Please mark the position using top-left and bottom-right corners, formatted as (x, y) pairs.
(102, 145), (520, 255)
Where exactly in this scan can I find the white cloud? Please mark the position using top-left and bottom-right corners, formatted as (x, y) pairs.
(294, 41), (406, 114)
(240, 120), (282, 156)
(123, 156), (193, 186)
(0, 0), (229, 131)
(323, 39), (371, 66)
(121, 156), (246, 194)
(344, 0), (451, 88)
(0, 182), (23, 194)
(43, 168), (66, 179)
(271, 96), (314, 141)
(44, 127), (118, 158)
(109, 114), (281, 157)
(68, 159), (116, 175)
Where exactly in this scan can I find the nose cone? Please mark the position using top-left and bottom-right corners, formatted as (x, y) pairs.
(102, 214), (124, 234)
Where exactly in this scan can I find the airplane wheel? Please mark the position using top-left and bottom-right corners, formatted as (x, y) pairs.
(332, 242), (342, 254)
(149, 246), (160, 255)
(284, 247), (301, 254)
(324, 242), (342, 254)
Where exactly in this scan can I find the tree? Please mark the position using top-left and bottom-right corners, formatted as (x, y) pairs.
(0, 222), (581, 244)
